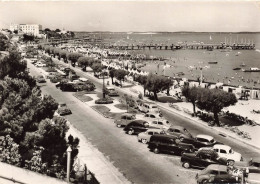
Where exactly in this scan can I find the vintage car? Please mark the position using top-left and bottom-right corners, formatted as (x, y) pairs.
(114, 113), (136, 128)
(148, 119), (171, 130)
(196, 164), (241, 184)
(234, 158), (260, 175)
(57, 103), (72, 116)
(36, 75), (46, 83)
(212, 144), (243, 165)
(105, 86), (119, 97)
(137, 128), (165, 144)
(181, 149), (227, 169)
(137, 112), (163, 121)
(148, 134), (194, 155)
(137, 102), (161, 114)
(165, 125), (193, 141)
(123, 120), (150, 135)
(182, 134), (221, 150)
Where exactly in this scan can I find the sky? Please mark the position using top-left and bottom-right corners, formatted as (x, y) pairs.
(0, 1), (260, 32)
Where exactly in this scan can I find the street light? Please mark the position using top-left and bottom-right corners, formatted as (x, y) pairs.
(102, 68), (106, 99)
(66, 146), (72, 182)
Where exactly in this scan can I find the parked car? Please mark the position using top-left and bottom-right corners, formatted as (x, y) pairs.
(57, 103), (72, 116)
(139, 112), (163, 120)
(181, 149), (227, 169)
(114, 113), (136, 128)
(105, 86), (119, 97)
(148, 134), (194, 155)
(137, 128), (165, 144)
(234, 158), (260, 174)
(182, 134), (221, 150)
(212, 144), (243, 165)
(137, 102), (161, 114)
(36, 75), (46, 83)
(165, 125), (193, 141)
(247, 173), (260, 184)
(148, 119), (171, 130)
(78, 77), (88, 82)
(196, 164), (241, 184)
(46, 72), (56, 79)
(123, 120), (150, 135)
(35, 62), (46, 67)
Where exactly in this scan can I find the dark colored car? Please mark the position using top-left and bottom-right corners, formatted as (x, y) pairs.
(57, 103), (72, 116)
(181, 149), (227, 169)
(148, 134), (195, 155)
(123, 120), (150, 135)
(206, 174), (240, 184)
(234, 158), (260, 175)
(196, 164), (241, 184)
(182, 134), (221, 150)
(36, 75), (46, 83)
(165, 125), (193, 141)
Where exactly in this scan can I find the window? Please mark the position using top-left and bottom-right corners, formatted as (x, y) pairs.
(214, 149), (219, 152)
(122, 116), (126, 120)
(174, 129), (181, 133)
(219, 171), (228, 175)
(148, 132), (153, 135)
(152, 121), (157, 125)
(220, 149), (227, 154)
(126, 117), (132, 120)
(154, 132), (159, 135)
(158, 122), (163, 125)
(150, 115), (155, 118)
(197, 138), (209, 143)
(210, 170), (219, 175)
(145, 114), (149, 117)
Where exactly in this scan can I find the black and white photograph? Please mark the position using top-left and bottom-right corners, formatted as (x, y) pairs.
(0, 0), (260, 184)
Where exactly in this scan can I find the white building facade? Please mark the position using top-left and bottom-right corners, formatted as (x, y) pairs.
(10, 24), (42, 36)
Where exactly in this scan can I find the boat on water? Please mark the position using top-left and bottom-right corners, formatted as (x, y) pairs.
(233, 67), (241, 70)
(208, 61), (218, 64)
(242, 67), (260, 72)
(240, 62), (246, 67)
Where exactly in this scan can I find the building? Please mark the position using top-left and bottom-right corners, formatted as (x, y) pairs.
(9, 23), (42, 36)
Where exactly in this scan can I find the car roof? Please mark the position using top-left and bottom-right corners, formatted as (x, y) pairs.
(147, 128), (163, 133)
(169, 125), (185, 130)
(106, 86), (115, 90)
(196, 134), (214, 141)
(213, 144), (231, 150)
(206, 164), (228, 172)
(122, 113), (135, 117)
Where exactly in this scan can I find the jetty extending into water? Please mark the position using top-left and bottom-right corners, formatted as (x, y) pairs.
(106, 43), (255, 51)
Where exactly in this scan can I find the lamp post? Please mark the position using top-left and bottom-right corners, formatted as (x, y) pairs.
(102, 68), (106, 99)
(66, 146), (72, 182)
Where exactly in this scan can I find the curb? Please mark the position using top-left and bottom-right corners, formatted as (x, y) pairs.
(50, 55), (260, 151)
(159, 104), (260, 152)
(73, 93), (114, 119)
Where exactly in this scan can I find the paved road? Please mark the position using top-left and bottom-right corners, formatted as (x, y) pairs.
(48, 56), (260, 161)
(28, 61), (197, 184)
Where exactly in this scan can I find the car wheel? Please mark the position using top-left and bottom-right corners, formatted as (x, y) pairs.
(180, 137), (184, 142)
(201, 179), (209, 184)
(182, 162), (190, 169)
(154, 147), (159, 154)
(141, 139), (148, 144)
(128, 130), (134, 135)
(228, 160), (235, 166)
(116, 124), (121, 128)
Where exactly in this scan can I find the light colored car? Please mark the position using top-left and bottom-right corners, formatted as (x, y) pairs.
(165, 125), (193, 141)
(148, 119), (170, 130)
(212, 144), (243, 165)
(137, 129), (165, 144)
(138, 112), (163, 120)
(78, 77), (88, 82)
(138, 102), (161, 114)
(35, 62), (47, 67)
(114, 113), (136, 128)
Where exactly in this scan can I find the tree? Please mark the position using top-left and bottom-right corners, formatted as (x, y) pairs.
(77, 56), (92, 71)
(23, 34), (34, 42)
(196, 88), (237, 126)
(0, 135), (21, 166)
(0, 33), (8, 51)
(67, 53), (82, 67)
(91, 63), (103, 75)
(115, 69), (129, 86)
(0, 51), (26, 79)
(55, 29), (61, 32)
(59, 50), (68, 62)
(136, 75), (148, 96)
(182, 86), (200, 116)
(145, 74), (173, 101)
(44, 28), (51, 32)
(109, 68), (116, 84)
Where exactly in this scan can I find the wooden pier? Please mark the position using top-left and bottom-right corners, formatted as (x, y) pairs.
(106, 43), (255, 50)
